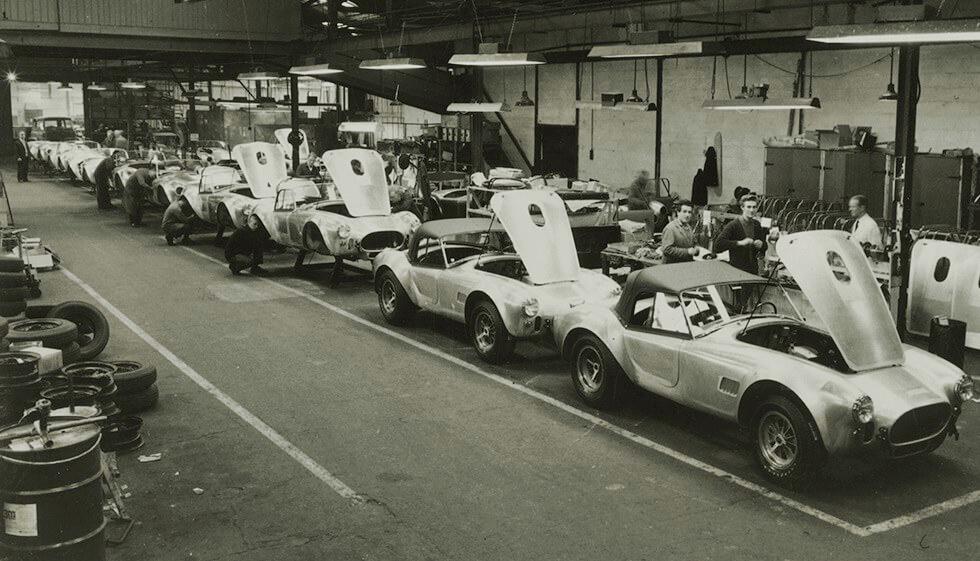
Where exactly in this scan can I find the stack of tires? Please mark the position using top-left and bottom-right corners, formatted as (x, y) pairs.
(108, 361), (159, 415)
(6, 318), (81, 364)
(0, 256), (28, 318)
(0, 352), (43, 425)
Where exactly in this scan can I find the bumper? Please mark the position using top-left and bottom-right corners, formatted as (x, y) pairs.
(834, 405), (961, 460)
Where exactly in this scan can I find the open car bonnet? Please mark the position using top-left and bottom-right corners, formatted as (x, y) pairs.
(489, 190), (579, 285)
(776, 230), (904, 371)
(275, 128), (310, 161)
(320, 149), (391, 217)
(232, 142), (287, 198)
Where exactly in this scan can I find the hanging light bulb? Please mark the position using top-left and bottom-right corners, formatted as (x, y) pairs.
(879, 48), (898, 101)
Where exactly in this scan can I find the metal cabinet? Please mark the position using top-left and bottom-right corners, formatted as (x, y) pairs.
(764, 147), (887, 217)
(908, 154), (970, 228)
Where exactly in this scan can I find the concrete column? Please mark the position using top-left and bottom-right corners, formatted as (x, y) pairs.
(289, 75), (301, 172)
(0, 80), (12, 156)
(654, 59), (663, 180)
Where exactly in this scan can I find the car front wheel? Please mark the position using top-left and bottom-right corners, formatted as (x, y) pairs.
(377, 270), (414, 325)
(470, 300), (515, 364)
(571, 334), (623, 409)
(753, 395), (824, 488)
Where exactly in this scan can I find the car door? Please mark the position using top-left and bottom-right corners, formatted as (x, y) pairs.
(273, 190), (295, 242)
(410, 236), (446, 309)
(621, 292), (690, 388)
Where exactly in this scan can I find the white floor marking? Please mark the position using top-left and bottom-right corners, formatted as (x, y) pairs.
(60, 266), (365, 505)
(184, 247), (980, 536)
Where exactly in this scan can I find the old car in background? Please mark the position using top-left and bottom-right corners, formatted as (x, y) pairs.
(249, 148), (420, 274)
(374, 190), (621, 363)
(33, 116), (76, 141)
(193, 140), (231, 165)
(554, 231), (974, 486)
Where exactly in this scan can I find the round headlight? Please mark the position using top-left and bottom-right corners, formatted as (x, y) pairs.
(956, 375), (975, 402)
(522, 298), (539, 318)
(851, 395), (874, 425)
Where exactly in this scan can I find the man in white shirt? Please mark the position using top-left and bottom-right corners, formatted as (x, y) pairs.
(848, 194), (883, 250)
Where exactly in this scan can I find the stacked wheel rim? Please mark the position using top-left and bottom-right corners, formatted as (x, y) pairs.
(7, 319), (80, 365)
(50, 362), (121, 420)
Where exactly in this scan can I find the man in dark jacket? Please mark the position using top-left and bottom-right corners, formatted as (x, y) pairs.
(14, 131), (29, 182)
(660, 200), (700, 264)
(122, 168), (155, 227)
(224, 214), (269, 275)
(714, 194), (767, 274)
(161, 198), (198, 245)
(93, 156), (116, 210)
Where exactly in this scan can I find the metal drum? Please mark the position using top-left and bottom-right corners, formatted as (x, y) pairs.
(0, 417), (105, 561)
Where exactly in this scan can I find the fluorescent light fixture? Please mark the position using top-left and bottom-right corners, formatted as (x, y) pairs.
(120, 79), (146, 90)
(446, 102), (505, 113)
(87, 83), (107, 91)
(338, 121), (381, 133)
(359, 56), (427, 70)
(288, 63), (343, 76)
(588, 41), (703, 58)
(701, 97), (821, 111)
(574, 99), (657, 112)
(449, 52), (545, 66)
(807, 19), (980, 44)
(449, 43), (544, 67)
(57, 82), (73, 91)
(237, 71), (282, 81)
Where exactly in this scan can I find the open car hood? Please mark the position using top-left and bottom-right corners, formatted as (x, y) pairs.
(489, 190), (579, 285)
(320, 149), (391, 217)
(776, 230), (904, 371)
(275, 128), (310, 161)
(231, 142), (286, 198)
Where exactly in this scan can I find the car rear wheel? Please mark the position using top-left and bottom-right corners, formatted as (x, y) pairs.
(571, 334), (624, 409)
(377, 270), (414, 325)
(470, 300), (515, 364)
(753, 395), (824, 488)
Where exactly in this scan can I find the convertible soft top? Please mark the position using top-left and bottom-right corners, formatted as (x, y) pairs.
(416, 218), (505, 239)
(616, 261), (763, 321)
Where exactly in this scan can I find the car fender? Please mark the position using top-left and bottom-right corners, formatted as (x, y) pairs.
(555, 304), (628, 365)
(372, 251), (416, 301)
(462, 283), (536, 335)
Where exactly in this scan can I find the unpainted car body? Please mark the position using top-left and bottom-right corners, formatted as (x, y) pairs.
(374, 190), (621, 363)
(553, 230), (973, 485)
(249, 148), (419, 261)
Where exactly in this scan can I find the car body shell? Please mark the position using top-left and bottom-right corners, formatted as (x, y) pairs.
(553, 232), (968, 459)
(374, 190), (622, 342)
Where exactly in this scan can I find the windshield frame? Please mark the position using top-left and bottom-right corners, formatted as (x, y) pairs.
(679, 280), (804, 338)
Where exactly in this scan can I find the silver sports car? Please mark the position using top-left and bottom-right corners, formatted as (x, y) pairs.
(373, 190), (622, 363)
(553, 230), (974, 486)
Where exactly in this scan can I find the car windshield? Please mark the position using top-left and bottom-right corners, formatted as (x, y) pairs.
(679, 281), (802, 337)
(291, 183), (325, 205)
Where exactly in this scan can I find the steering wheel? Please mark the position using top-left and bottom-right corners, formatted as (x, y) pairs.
(753, 302), (778, 315)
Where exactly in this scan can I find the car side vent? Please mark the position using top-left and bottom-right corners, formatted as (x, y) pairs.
(718, 377), (740, 397)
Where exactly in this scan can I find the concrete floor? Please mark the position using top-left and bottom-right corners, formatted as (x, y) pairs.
(7, 170), (980, 560)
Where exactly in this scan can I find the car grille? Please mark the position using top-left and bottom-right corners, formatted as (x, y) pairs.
(889, 403), (950, 444)
(361, 231), (405, 252)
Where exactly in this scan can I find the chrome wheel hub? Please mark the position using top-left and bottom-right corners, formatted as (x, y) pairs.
(474, 312), (495, 352)
(576, 347), (603, 393)
(758, 411), (798, 470)
(380, 281), (397, 315)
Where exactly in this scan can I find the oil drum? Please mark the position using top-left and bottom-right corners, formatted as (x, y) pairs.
(0, 417), (105, 561)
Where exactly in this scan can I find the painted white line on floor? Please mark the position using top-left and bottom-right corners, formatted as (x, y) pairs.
(60, 266), (365, 505)
(180, 249), (885, 536)
(864, 490), (980, 534)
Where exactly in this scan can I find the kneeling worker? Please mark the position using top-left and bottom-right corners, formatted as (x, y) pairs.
(161, 198), (197, 245)
(225, 214), (269, 275)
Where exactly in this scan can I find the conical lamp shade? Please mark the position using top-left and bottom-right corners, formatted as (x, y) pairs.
(878, 83), (898, 101)
(514, 90), (535, 107)
(626, 89), (643, 103)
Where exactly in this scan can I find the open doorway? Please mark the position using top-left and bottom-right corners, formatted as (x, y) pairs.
(535, 124), (577, 177)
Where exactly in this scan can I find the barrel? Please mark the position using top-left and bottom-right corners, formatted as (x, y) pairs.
(928, 316), (967, 369)
(0, 418), (105, 561)
(0, 353), (43, 425)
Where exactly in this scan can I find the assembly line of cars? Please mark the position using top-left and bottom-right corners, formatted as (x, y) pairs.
(28, 132), (976, 489)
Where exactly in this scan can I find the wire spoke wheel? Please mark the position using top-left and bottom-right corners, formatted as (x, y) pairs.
(380, 280), (398, 315)
(474, 311), (496, 353)
(758, 410), (798, 471)
(575, 346), (604, 393)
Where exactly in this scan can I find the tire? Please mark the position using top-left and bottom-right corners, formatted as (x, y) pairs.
(60, 341), (82, 365)
(570, 334), (624, 409)
(110, 361), (157, 394)
(117, 383), (159, 414)
(0, 300), (27, 318)
(7, 318), (78, 348)
(752, 395), (825, 488)
(376, 270), (415, 325)
(469, 300), (515, 364)
(0, 257), (24, 273)
(0, 287), (28, 302)
(0, 272), (27, 289)
(46, 301), (110, 361)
